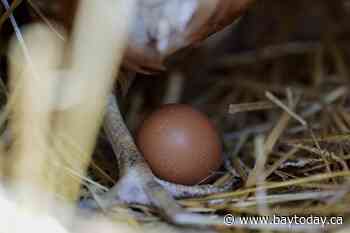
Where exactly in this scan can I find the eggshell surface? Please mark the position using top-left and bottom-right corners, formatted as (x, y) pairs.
(137, 104), (222, 185)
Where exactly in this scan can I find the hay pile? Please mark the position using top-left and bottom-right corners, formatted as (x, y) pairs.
(1, 0), (350, 232)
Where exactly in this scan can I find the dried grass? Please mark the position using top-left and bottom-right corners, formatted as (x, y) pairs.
(0, 0), (350, 233)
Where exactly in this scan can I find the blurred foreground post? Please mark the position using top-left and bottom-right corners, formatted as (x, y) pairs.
(8, 0), (135, 210)
(51, 0), (135, 203)
(9, 23), (64, 209)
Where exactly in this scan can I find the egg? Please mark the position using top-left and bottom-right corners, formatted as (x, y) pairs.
(136, 104), (222, 185)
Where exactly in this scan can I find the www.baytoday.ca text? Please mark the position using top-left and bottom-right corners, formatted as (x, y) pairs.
(224, 214), (343, 226)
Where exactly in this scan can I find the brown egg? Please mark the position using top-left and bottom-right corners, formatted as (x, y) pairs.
(136, 104), (222, 185)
